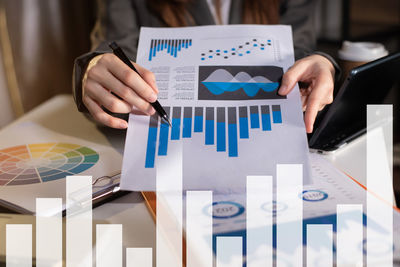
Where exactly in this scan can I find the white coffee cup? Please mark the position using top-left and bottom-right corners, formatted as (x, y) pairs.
(338, 41), (389, 79)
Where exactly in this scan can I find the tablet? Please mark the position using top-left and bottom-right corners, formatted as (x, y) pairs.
(308, 52), (400, 152)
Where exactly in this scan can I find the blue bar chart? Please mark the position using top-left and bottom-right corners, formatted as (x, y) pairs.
(144, 105), (283, 168)
(149, 39), (192, 61)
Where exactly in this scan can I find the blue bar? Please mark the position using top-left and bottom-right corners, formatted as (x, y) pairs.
(185, 40), (188, 49)
(174, 42), (178, 57)
(205, 120), (214, 145)
(228, 107), (238, 157)
(217, 122), (226, 152)
(205, 108), (214, 145)
(171, 119), (180, 140)
(239, 107), (249, 139)
(273, 111), (282, 123)
(149, 47), (152, 61)
(228, 124), (238, 157)
(145, 126), (157, 168)
(171, 107), (181, 140)
(250, 106), (260, 129)
(183, 117), (191, 138)
(153, 42), (157, 57)
(250, 113), (259, 128)
(261, 106), (271, 131)
(158, 123), (169, 156)
(272, 105), (282, 124)
(189, 39), (192, 46)
(178, 40), (181, 51)
(194, 116), (203, 132)
(167, 43), (171, 54)
(261, 114), (271, 131)
(239, 117), (249, 138)
(157, 42), (160, 51)
(164, 40), (167, 49)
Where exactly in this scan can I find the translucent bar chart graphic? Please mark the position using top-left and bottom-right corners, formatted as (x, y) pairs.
(66, 176), (92, 267)
(96, 224), (122, 267)
(144, 105), (283, 168)
(126, 248), (153, 267)
(336, 204), (363, 266)
(216, 236), (243, 267)
(6, 224), (32, 267)
(306, 224), (333, 267)
(149, 39), (192, 61)
(36, 198), (62, 267)
(366, 105), (393, 266)
(246, 176), (273, 267)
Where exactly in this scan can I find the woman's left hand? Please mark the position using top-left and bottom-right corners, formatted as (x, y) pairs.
(278, 54), (335, 133)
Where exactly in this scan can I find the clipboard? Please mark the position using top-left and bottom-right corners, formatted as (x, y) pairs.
(0, 172), (129, 215)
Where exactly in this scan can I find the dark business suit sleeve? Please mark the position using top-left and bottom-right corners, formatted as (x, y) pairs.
(280, 0), (341, 79)
(72, 0), (140, 112)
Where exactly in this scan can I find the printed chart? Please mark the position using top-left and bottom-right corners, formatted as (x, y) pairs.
(149, 39), (192, 61)
(200, 38), (272, 61)
(0, 143), (99, 186)
(144, 105), (283, 168)
(198, 66), (285, 100)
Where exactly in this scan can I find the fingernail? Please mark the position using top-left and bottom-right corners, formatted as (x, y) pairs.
(278, 85), (287, 95)
(149, 93), (157, 103)
(120, 121), (128, 129)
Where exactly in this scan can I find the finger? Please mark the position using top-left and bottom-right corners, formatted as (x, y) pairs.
(133, 63), (159, 94)
(87, 66), (155, 114)
(85, 80), (132, 114)
(83, 95), (128, 129)
(304, 77), (333, 133)
(100, 54), (158, 103)
(278, 61), (310, 95)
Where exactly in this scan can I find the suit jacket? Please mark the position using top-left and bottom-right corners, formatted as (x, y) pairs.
(73, 0), (339, 112)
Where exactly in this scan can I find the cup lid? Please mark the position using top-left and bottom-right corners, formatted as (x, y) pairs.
(338, 41), (388, 62)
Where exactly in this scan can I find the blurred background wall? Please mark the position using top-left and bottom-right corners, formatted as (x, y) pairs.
(0, 0), (96, 126)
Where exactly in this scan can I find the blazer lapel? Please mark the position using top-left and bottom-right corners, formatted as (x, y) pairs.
(187, 0), (216, 25)
(229, 0), (243, 24)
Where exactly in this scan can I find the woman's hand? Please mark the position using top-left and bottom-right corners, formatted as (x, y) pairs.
(82, 53), (158, 129)
(278, 54), (335, 133)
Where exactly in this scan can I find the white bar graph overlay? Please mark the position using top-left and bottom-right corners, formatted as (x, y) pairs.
(36, 198), (62, 267)
(6, 224), (32, 267)
(306, 224), (333, 267)
(367, 105), (393, 266)
(216, 236), (243, 267)
(96, 224), (122, 267)
(246, 176), (273, 267)
(186, 190), (213, 267)
(156, 142), (183, 267)
(126, 248), (153, 267)
(66, 176), (93, 267)
(276, 164), (303, 267)
(336, 204), (363, 266)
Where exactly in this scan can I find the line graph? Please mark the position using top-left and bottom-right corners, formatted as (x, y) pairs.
(198, 66), (285, 100)
(200, 38), (272, 61)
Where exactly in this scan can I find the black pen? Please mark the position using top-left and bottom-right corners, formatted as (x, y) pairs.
(109, 42), (172, 126)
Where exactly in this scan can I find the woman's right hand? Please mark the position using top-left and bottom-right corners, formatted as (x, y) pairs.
(82, 53), (158, 129)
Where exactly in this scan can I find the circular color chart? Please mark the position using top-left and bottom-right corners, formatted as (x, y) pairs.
(0, 143), (99, 186)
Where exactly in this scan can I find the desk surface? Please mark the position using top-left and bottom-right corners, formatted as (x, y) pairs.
(0, 94), (373, 261)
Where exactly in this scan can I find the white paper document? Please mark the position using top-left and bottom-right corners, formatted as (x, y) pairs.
(121, 25), (311, 191)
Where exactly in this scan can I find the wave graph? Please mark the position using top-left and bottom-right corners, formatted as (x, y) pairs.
(198, 66), (285, 101)
(201, 69), (279, 97)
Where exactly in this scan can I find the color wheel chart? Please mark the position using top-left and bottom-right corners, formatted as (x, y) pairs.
(0, 143), (99, 186)
(144, 105), (283, 168)
(148, 39), (192, 61)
